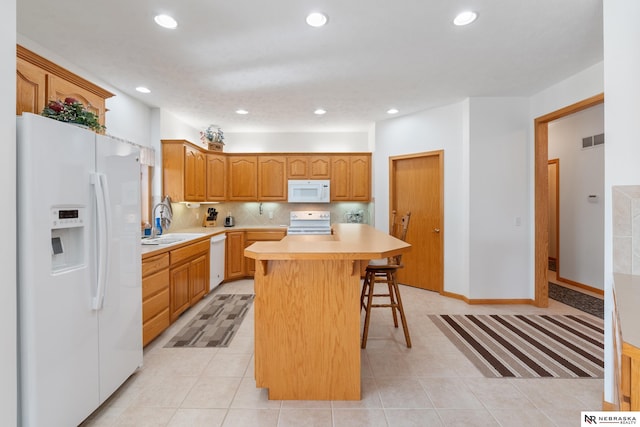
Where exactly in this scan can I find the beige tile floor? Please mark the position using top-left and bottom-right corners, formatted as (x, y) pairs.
(83, 278), (604, 427)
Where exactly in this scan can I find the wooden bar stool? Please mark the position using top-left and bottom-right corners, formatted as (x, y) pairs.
(360, 211), (412, 349)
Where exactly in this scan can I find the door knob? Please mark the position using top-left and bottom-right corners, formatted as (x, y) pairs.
(434, 228), (440, 233)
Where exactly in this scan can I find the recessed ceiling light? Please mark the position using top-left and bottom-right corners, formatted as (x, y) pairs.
(306, 12), (328, 27)
(154, 14), (178, 29)
(314, 108), (327, 115)
(235, 109), (249, 115)
(387, 108), (399, 114)
(453, 11), (477, 26)
(135, 86), (151, 94)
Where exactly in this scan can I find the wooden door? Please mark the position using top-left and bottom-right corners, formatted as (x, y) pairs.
(390, 151), (443, 292)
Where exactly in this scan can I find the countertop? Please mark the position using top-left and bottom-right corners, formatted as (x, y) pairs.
(244, 223), (411, 261)
(613, 273), (640, 348)
(140, 225), (288, 258)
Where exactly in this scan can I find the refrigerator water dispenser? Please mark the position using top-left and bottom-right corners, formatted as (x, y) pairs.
(51, 207), (86, 273)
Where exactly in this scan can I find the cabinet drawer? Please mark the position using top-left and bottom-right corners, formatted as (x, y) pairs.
(245, 231), (286, 241)
(142, 253), (170, 277)
(170, 239), (209, 265)
(142, 269), (169, 300)
(143, 288), (169, 322)
(143, 308), (170, 347)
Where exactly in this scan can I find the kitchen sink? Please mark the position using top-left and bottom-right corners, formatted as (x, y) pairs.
(141, 233), (206, 246)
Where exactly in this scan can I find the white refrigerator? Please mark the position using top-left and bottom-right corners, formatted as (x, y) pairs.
(17, 113), (143, 427)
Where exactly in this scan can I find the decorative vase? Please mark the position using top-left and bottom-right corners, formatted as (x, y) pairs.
(207, 141), (224, 152)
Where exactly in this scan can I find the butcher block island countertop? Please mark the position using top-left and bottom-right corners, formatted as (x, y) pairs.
(245, 223), (411, 400)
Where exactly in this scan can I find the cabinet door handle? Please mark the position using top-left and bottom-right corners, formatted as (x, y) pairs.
(434, 228), (440, 233)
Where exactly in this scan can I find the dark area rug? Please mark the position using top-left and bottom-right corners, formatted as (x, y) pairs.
(165, 294), (254, 348)
(430, 314), (604, 378)
(548, 282), (603, 318)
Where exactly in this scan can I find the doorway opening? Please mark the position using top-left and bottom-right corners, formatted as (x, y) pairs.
(534, 93), (604, 307)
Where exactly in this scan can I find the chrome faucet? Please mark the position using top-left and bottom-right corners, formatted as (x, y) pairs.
(151, 197), (172, 238)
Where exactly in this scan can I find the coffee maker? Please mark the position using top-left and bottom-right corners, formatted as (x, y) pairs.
(224, 213), (235, 227)
(203, 207), (218, 227)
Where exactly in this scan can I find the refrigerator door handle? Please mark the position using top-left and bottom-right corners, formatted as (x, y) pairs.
(91, 173), (112, 310)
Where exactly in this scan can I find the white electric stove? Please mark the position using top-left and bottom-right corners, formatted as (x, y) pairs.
(287, 211), (332, 235)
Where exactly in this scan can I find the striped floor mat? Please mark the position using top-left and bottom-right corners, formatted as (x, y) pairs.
(429, 314), (604, 378)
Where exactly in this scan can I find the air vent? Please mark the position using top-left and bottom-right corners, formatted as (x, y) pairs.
(582, 133), (604, 150)
(593, 133), (605, 146)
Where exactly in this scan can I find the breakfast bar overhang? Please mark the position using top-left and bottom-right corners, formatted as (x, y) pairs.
(244, 223), (411, 400)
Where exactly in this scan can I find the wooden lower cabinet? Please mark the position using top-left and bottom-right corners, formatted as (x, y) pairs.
(142, 238), (210, 346)
(169, 240), (210, 323)
(621, 342), (640, 410)
(244, 231), (286, 276)
(189, 254), (209, 305)
(170, 262), (192, 322)
(226, 230), (287, 279)
(225, 231), (245, 280)
(142, 230), (287, 346)
(142, 253), (170, 347)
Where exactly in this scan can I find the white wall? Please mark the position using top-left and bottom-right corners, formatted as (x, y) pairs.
(468, 98), (530, 299)
(529, 62), (604, 119)
(224, 132), (369, 153)
(603, 0), (640, 405)
(159, 109), (201, 144)
(2, 2), (17, 424)
(374, 102), (470, 296)
(548, 104), (604, 290)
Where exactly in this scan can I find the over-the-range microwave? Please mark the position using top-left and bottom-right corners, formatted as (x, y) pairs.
(288, 180), (330, 203)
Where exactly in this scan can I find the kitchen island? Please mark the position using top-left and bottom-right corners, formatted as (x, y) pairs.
(244, 223), (411, 400)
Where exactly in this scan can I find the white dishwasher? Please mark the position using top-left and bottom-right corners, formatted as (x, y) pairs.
(210, 234), (226, 291)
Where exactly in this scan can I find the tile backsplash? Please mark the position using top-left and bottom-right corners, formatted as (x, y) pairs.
(168, 202), (373, 230)
(612, 185), (640, 274)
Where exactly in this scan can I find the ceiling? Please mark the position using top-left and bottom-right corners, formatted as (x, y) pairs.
(17, 1), (603, 133)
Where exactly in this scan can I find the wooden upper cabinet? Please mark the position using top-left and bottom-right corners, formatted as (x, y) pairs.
(161, 146), (371, 203)
(330, 157), (350, 201)
(206, 153), (227, 201)
(162, 139), (206, 202)
(16, 56), (47, 116)
(309, 156), (331, 179)
(228, 155), (258, 201)
(47, 75), (104, 120)
(349, 155), (371, 201)
(258, 156), (287, 201)
(16, 45), (114, 127)
(330, 154), (371, 201)
(184, 146), (206, 201)
(287, 156), (308, 179)
(287, 155), (331, 179)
